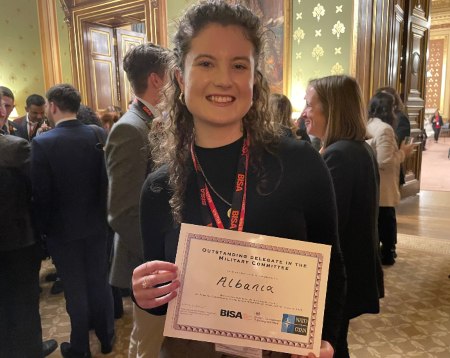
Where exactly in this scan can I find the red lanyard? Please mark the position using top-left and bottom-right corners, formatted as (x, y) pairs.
(134, 99), (155, 123)
(190, 138), (249, 231)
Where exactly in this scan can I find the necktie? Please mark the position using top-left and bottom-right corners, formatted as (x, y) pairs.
(29, 122), (36, 138)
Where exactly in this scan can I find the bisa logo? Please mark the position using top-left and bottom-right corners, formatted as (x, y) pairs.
(220, 309), (242, 319)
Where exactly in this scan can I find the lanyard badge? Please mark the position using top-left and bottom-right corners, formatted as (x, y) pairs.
(191, 138), (249, 232)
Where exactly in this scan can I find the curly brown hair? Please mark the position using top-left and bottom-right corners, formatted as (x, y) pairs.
(152, 0), (279, 223)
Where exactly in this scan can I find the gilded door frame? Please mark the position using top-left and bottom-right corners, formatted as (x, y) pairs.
(59, 0), (167, 105)
(37, 0), (63, 89)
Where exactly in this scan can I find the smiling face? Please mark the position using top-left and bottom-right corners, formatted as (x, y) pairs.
(303, 85), (327, 139)
(177, 23), (255, 144)
(27, 104), (46, 124)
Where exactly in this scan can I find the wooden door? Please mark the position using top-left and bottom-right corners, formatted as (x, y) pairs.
(82, 22), (119, 113)
(116, 28), (146, 111)
(399, 0), (432, 196)
(387, 1), (406, 89)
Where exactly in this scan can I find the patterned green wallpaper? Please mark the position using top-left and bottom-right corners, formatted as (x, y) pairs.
(165, 0), (355, 112)
(166, 0), (197, 48)
(290, 0), (354, 110)
(0, 0), (45, 116)
(56, 3), (73, 85)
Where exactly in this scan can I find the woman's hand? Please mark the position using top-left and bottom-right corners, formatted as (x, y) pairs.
(132, 260), (180, 309)
(291, 340), (334, 358)
(400, 140), (415, 157)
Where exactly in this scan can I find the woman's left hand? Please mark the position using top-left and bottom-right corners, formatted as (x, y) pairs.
(291, 340), (334, 358)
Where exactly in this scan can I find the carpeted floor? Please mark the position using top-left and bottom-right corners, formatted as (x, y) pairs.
(420, 137), (450, 192)
(40, 233), (450, 357)
(347, 234), (450, 358)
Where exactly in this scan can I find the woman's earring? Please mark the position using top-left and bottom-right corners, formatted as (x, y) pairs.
(179, 92), (186, 106)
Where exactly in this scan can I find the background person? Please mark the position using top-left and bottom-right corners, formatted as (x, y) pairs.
(0, 91), (57, 357)
(269, 93), (297, 137)
(375, 87), (411, 259)
(105, 105), (124, 118)
(76, 104), (102, 127)
(430, 109), (444, 143)
(367, 92), (415, 265)
(0, 86), (17, 134)
(99, 111), (119, 134)
(11, 94), (47, 141)
(131, 2), (345, 357)
(31, 84), (115, 357)
(104, 43), (171, 357)
(304, 75), (384, 358)
(376, 87), (410, 188)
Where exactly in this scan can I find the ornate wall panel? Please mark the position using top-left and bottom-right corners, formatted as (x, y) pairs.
(288, 0), (355, 110)
(371, 0), (391, 95)
(400, 0), (431, 193)
(425, 38), (446, 110)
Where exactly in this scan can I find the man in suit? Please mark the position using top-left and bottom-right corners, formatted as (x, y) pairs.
(31, 84), (114, 358)
(0, 86), (17, 135)
(11, 93), (46, 140)
(0, 94), (57, 357)
(105, 43), (170, 357)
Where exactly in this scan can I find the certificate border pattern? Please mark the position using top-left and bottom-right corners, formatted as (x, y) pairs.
(172, 233), (325, 350)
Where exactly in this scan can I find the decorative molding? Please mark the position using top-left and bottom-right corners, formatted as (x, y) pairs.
(350, 0), (359, 77)
(62, 0), (164, 104)
(425, 38), (446, 111)
(283, 0), (292, 96)
(37, 0), (63, 88)
(58, 0), (72, 27)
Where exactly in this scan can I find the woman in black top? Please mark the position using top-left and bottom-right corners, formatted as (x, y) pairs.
(132, 2), (345, 357)
(304, 75), (384, 358)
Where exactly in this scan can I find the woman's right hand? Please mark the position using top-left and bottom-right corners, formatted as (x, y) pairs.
(132, 260), (180, 309)
(400, 140), (415, 158)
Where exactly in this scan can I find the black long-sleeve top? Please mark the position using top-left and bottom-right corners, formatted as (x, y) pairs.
(139, 136), (346, 348)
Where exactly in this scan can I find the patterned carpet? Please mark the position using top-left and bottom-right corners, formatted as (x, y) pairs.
(40, 233), (450, 357)
(348, 234), (450, 358)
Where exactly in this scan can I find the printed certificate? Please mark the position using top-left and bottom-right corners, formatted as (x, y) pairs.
(164, 224), (331, 356)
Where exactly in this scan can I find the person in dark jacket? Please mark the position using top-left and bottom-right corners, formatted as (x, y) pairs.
(31, 84), (114, 357)
(0, 92), (57, 357)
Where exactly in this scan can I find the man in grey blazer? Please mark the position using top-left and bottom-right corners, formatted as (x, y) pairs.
(105, 43), (170, 357)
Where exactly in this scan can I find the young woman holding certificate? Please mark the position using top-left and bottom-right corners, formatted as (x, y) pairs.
(132, 1), (345, 357)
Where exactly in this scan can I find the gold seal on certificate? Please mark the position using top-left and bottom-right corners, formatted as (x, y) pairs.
(164, 224), (331, 356)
